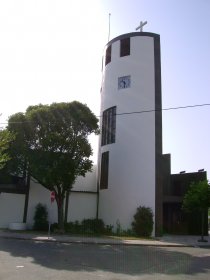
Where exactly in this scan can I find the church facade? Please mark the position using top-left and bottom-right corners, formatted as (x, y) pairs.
(0, 31), (208, 236)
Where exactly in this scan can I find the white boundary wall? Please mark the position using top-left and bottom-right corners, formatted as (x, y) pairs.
(0, 193), (25, 228)
(0, 166), (97, 229)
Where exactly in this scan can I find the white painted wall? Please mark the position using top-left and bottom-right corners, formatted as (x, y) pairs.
(0, 167), (97, 229)
(0, 193), (25, 228)
(26, 180), (57, 228)
(72, 165), (97, 192)
(67, 192), (97, 221)
(26, 166), (97, 228)
(98, 34), (157, 231)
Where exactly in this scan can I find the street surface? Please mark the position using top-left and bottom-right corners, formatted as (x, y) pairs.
(0, 238), (210, 280)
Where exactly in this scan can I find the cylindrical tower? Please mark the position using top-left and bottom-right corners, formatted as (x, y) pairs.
(98, 32), (162, 236)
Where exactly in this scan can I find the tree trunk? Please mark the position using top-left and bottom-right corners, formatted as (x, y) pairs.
(198, 210), (207, 242)
(23, 173), (30, 223)
(201, 210), (204, 241)
(64, 190), (70, 224)
(57, 198), (64, 232)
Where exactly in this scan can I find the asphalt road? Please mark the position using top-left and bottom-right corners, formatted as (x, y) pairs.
(0, 238), (210, 280)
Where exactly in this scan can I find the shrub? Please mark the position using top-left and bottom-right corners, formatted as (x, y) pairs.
(120, 228), (135, 237)
(81, 218), (105, 234)
(33, 203), (49, 231)
(116, 219), (122, 235)
(50, 223), (59, 233)
(104, 224), (114, 235)
(132, 206), (154, 237)
(52, 218), (109, 235)
(64, 221), (83, 234)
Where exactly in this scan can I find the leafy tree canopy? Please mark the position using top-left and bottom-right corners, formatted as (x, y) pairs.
(6, 101), (99, 230)
(182, 180), (210, 241)
(182, 180), (210, 213)
(0, 129), (15, 170)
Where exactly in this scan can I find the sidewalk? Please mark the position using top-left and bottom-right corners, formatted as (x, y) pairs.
(0, 229), (209, 247)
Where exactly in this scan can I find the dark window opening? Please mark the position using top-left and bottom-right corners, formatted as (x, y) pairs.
(100, 151), (109, 189)
(101, 106), (116, 146)
(105, 45), (111, 65)
(120, 38), (130, 57)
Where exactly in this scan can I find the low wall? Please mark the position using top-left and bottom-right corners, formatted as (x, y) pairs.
(0, 193), (25, 228)
(26, 181), (97, 228)
(0, 168), (98, 229)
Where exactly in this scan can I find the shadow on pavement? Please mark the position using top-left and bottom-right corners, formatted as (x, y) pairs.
(0, 238), (210, 277)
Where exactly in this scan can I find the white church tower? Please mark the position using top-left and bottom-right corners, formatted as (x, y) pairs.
(98, 27), (163, 236)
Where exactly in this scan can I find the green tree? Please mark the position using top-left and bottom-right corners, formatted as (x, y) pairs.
(182, 180), (210, 242)
(6, 112), (31, 176)
(7, 101), (99, 231)
(0, 129), (15, 170)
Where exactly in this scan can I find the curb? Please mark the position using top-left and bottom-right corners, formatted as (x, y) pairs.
(1, 234), (209, 248)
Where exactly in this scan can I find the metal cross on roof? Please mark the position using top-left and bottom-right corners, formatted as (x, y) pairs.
(136, 21), (147, 32)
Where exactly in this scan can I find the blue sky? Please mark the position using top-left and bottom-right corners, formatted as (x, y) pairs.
(0, 0), (209, 177)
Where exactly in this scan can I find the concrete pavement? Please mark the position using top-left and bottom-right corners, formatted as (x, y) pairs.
(0, 229), (209, 247)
